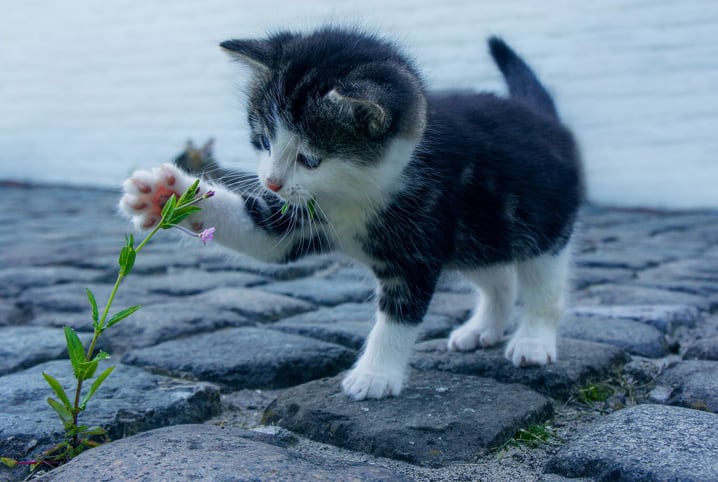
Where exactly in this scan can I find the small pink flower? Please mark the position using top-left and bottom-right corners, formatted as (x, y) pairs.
(199, 227), (216, 245)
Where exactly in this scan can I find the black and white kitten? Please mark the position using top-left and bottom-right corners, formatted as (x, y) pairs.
(120, 27), (582, 400)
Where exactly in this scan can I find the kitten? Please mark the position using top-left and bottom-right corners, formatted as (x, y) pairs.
(120, 27), (582, 400)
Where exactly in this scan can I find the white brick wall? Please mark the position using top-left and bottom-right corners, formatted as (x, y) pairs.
(1, 0), (717, 208)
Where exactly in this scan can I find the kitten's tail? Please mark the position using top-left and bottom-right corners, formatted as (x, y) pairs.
(488, 37), (559, 120)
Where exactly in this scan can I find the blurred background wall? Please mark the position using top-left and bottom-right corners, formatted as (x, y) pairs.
(1, 0), (716, 208)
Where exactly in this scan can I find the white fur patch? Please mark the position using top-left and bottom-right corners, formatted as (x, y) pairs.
(342, 312), (420, 400)
(505, 247), (571, 366)
(448, 263), (518, 351)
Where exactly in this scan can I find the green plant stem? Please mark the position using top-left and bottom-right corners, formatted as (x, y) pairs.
(71, 222), (162, 447)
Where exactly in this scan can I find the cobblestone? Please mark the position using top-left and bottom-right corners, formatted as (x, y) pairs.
(1, 185), (717, 481)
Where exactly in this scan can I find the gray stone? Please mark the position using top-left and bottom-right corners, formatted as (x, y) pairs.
(651, 360), (718, 412)
(202, 252), (339, 280)
(685, 336), (718, 360)
(0, 267), (104, 297)
(270, 302), (456, 350)
(264, 370), (553, 467)
(96, 301), (251, 354)
(132, 269), (269, 297)
(188, 287), (315, 322)
(0, 360), (220, 463)
(36, 424), (408, 482)
(571, 266), (634, 291)
(16, 282), (163, 316)
(560, 314), (669, 358)
(570, 304), (701, 333)
(575, 246), (670, 270)
(411, 338), (629, 400)
(0, 326), (92, 376)
(572, 284), (710, 310)
(545, 404), (718, 481)
(122, 327), (355, 391)
(261, 277), (375, 306)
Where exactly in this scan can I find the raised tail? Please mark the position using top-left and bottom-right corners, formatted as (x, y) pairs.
(488, 37), (559, 120)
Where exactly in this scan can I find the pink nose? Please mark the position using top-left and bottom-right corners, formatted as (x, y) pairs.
(266, 180), (283, 192)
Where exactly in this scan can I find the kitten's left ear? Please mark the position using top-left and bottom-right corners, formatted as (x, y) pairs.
(325, 88), (391, 137)
(201, 138), (215, 157)
(220, 39), (273, 74)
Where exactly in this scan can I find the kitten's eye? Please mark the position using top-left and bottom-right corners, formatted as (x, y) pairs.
(259, 135), (271, 151)
(297, 153), (321, 169)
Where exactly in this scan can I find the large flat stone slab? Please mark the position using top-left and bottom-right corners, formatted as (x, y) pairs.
(0, 360), (220, 463)
(650, 360), (718, 412)
(36, 424), (408, 482)
(130, 269), (270, 296)
(560, 314), (668, 358)
(270, 302), (455, 350)
(685, 336), (718, 360)
(411, 338), (629, 400)
(573, 284), (710, 310)
(96, 301), (251, 354)
(0, 266), (104, 297)
(0, 326), (92, 376)
(545, 404), (718, 481)
(570, 304), (701, 333)
(263, 370), (553, 467)
(122, 327), (355, 391)
(188, 287), (315, 322)
(261, 277), (376, 306)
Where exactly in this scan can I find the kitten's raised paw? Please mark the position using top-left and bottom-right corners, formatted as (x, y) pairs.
(119, 164), (188, 230)
(341, 367), (404, 400)
(447, 324), (501, 351)
(505, 330), (557, 367)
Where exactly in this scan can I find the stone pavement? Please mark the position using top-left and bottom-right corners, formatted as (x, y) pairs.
(1, 182), (717, 481)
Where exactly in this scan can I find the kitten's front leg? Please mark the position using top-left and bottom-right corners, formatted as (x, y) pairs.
(341, 311), (421, 400)
(119, 163), (299, 262)
(342, 273), (437, 400)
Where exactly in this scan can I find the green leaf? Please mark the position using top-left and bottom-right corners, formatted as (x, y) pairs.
(1, 457), (18, 468)
(85, 288), (98, 323)
(80, 365), (115, 410)
(118, 245), (137, 276)
(64, 327), (86, 379)
(280, 203), (289, 215)
(167, 205), (202, 226)
(47, 397), (74, 429)
(78, 359), (98, 381)
(178, 179), (201, 205)
(42, 372), (72, 410)
(160, 193), (178, 220)
(106, 304), (142, 328)
(81, 426), (108, 437)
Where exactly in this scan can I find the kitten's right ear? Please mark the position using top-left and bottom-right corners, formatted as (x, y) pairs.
(220, 39), (273, 74)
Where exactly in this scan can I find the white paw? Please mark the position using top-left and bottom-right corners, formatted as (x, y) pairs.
(341, 366), (404, 400)
(447, 324), (501, 351)
(505, 329), (557, 367)
(119, 163), (191, 230)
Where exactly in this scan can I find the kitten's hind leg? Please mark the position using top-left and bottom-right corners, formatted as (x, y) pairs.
(448, 264), (517, 351)
(506, 247), (570, 366)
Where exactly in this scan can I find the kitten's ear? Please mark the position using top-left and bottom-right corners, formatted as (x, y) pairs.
(201, 138), (215, 157)
(325, 88), (391, 137)
(220, 39), (273, 74)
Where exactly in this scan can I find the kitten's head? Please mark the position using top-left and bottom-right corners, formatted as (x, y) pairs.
(221, 27), (426, 207)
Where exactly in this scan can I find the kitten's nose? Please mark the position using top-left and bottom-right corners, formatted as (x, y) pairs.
(266, 180), (283, 192)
